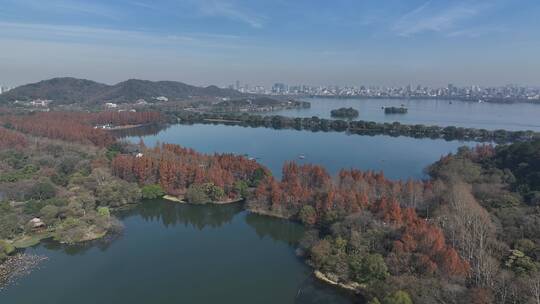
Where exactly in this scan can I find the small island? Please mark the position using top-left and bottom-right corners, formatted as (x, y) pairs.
(330, 107), (359, 119)
(383, 106), (408, 114)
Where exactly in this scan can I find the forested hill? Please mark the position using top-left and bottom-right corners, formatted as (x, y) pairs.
(0, 77), (244, 105)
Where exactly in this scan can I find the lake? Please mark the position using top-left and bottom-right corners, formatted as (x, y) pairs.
(270, 97), (540, 131)
(126, 123), (476, 180)
(0, 201), (355, 304)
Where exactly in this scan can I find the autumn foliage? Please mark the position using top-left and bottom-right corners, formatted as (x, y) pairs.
(252, 161), (470, 278)
(0, 111), (164, 147)
(68, 111), (165, 126)
(111, 143), (269, 200)
(0, 127), (27, 150)
(376, 198), (471, 277)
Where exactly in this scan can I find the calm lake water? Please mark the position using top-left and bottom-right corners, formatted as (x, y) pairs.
(126, 123), (476, 180)
(1, 201), (355, 304)
(270, 97), (540, 131)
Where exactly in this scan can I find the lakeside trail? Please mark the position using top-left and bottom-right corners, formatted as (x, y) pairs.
(0, 254), (48, 291)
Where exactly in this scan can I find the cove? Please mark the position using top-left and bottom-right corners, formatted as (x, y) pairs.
(0, 201), (356, 304)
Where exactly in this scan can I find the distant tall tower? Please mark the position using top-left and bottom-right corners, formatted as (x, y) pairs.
(235, 80), (240, 91)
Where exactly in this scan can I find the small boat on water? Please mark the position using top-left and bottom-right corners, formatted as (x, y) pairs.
(298, 154), (306, 159)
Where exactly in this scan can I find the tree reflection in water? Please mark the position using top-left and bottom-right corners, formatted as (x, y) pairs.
(244, 212), (304, 246)
(110, 123), (170, 138)
(118, 200), (244, 230)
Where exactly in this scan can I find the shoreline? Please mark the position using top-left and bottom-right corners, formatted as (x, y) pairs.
(313, 270), (364, 294)
(162, 195), (243, 205)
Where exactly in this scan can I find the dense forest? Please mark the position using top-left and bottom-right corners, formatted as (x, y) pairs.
(0, 77), (243, 105)
(1, 110), (540, 303)
(0, 128), (140, 255)
(0, 111), (164, 147)
(111, 143), (269, 203)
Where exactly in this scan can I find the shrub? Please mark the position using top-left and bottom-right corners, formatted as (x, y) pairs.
(0, 240), (16, 262)
(349, 253), (389, 285)
(96, 180), (141, 207)
(27, 181), (56, 200)
(97, 207), (110, 218)
(141, 184), (165, 200)
(298, 205), (317, 226)
(185, 183), (225, 204)
(53, 218), (86, 244)
(40, 205), (60, 224)
(234, 181), (249, 198)
(186, 184), (210, 204)
(382, 290), (413, 304)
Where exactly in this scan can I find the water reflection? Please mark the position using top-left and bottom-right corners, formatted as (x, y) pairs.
(110, 123), (170, 138)
(118, 200), (244, 230)
(245, 212), (304, 246)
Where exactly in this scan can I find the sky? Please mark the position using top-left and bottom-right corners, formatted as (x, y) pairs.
(0, 0), (539, 87)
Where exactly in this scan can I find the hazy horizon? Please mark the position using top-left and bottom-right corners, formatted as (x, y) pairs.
(1, 0), (539, 87)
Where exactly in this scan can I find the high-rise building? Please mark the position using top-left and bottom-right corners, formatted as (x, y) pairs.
(272, 83), (287, 94)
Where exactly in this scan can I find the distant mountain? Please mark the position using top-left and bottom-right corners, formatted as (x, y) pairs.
(0, 77), (244, 105)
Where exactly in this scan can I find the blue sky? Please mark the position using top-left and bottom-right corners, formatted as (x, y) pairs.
(0, 0), (539, 87)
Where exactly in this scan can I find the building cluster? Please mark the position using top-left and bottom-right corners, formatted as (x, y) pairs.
(229, 81), (540, 102)
(0, 85), (13, 94)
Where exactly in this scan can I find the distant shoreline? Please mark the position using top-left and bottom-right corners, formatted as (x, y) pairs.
(293, 95), (540, 104)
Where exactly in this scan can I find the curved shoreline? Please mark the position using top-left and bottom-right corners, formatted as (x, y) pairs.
(162, 195), (243, 205)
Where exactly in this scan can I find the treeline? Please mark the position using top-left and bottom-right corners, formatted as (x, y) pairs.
(1, 113), (115, 147)
(111, 143), (269, 203)
(0, 111), (164, 147)
(73, 111), (165, 126)
(175, 111), (539, 143)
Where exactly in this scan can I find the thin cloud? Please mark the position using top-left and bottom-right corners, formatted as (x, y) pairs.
(0, 22), (247, 49)
(392, 1), (488, 37)
(10, 0), (120, 19)
(197, 0), (265, 28)
(448, 26), (507, 38)
(129, 1), (158, 10)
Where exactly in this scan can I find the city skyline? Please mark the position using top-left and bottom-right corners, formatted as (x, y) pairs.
(1, 0), (540, 87)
